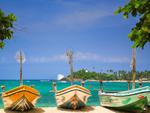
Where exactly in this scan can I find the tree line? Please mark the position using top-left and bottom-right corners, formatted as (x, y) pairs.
(67, 69), (150, 81)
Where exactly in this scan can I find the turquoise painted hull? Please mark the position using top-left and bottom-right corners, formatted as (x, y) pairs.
(99, 86), (150, 112)
(108, 97), (148, 112)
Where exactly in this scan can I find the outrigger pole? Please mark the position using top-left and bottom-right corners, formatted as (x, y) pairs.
(19, 51), (23, 85)
(16, 51), (25, 86)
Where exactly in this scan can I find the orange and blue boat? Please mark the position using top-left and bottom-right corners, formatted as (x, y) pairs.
(2, 85), (40, 111)
(1, 51), (40, 111)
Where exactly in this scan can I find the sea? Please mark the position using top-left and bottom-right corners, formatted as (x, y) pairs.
(0, 80), (150, 108)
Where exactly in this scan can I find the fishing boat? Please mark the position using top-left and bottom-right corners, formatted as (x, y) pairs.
(55, 50), (91, 109)
(2, 85), (40, 111)
(56, 85), (91, 109)
(1, 51), (40, 111)
(99, 86), (150, 112)
(99, 49), (150, 112)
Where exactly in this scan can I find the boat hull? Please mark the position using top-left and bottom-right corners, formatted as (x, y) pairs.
(2, 85), (40, 111)
(55, 85), (91, 109)
(113, 97), (148, 112)
(99, 86), (150, 112)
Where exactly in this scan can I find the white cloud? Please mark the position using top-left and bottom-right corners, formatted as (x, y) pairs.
(28, 51), (130, 63)
(75, 52), (129, 63)
(28, 54), (67, 63)
(54, 9), (112, 27)
(27, 7), (113, 32)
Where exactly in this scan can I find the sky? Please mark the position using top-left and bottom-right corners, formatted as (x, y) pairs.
(0, 0), (150, 80)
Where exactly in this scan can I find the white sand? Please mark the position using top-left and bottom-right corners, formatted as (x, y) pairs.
(0, 106), (149, 113)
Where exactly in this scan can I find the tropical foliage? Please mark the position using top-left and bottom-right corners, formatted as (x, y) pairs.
(115, 0), (150, 48)
(0, 9), (16, 48)
(67, 69), (150, 81)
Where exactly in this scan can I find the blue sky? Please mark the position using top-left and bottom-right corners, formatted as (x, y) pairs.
(0, 0), (150, 79)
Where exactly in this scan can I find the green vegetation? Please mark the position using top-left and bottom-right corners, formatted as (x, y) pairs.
(0, 9), (16, 48)
(66, 69), (150, 81)
(115, 0), (150, 48)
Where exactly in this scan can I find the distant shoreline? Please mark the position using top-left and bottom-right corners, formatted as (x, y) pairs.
(86, 80), (150, 83)
(0, 79), (149, 83)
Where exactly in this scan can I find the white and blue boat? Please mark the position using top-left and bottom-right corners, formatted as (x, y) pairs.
(56, 85), (91, 109)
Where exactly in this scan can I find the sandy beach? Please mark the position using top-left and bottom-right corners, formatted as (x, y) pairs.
(0, 106), (149, 113)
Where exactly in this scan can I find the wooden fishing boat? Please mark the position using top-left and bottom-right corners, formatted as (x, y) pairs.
(1, 51), (40, 111)
(55, 50), (91, 109)
(99, 86), (150, 112)
(2, 85), (40, 111)
(56, 85), (91, 109)
(99, 49), (150, 112)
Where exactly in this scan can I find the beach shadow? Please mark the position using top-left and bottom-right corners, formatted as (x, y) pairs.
(57, 106), (94, 112)
(144, 107), (150, 113)
(108, 109), (133, 113)
(4, 108), (45, 113)
(105, 107), (150, 113)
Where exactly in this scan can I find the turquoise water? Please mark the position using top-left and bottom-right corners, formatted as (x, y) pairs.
(0, 80), (150, 108)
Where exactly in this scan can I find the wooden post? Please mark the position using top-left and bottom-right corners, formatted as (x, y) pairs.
(16, 51), (25, 86)
(127, 80), (130, 90)
(139, 78), (142, 88)
(66, 50), (74, 85)
(1, 85), (5, 92)
(81, 81), (84, 87)
(20, 51), (23, 86)
(99, 80), (103, 92)
(70, 60), (74, 85)
(132, 48), (136, 89)
(30, 84), (35, 88)
(52, 82), (57, 92)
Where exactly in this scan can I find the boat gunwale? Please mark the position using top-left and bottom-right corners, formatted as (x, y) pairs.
(56, 85), (90, 94)
(4, 85), (39, 93)
(2, 89), (40, 97)
(99, 86), (150, 97)
(117, 86), (150, 94)
(2, 86), (40, 97)
(99, 90), (150, 97)
(56, 88), (91, 96)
